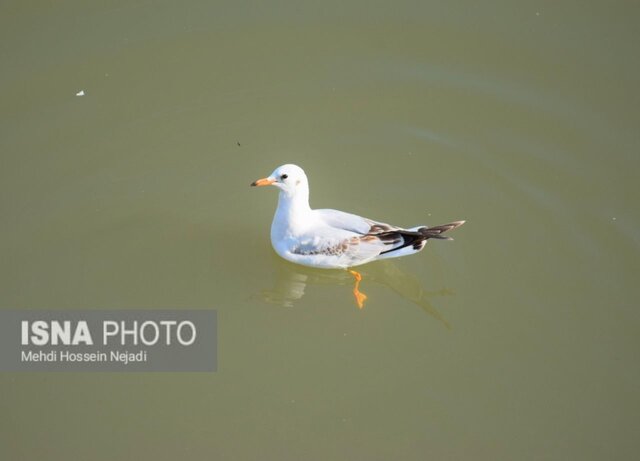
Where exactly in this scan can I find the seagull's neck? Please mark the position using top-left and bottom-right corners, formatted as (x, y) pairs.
(275, 189), (312, 230)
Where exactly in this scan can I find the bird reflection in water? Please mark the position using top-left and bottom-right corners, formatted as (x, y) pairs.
(259, 255), (454, 329)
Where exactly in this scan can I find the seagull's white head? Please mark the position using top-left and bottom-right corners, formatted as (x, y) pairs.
(251, 164), (309, 198)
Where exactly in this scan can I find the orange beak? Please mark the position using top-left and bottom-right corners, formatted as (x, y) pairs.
(250, 177), (276, 187)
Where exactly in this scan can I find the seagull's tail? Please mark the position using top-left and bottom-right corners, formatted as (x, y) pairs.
(376, 220), (465, 260)
(419, 220), (466, 241)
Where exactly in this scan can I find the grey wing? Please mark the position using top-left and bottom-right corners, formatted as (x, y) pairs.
(291, 228), (390, 266)
(309, 209), (420, 263)
(314, 209), (400, 235)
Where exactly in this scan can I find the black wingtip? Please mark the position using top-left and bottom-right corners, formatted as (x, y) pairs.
(421, 220), (466, 239)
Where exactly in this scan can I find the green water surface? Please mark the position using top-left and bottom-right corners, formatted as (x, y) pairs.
(1, 1), (639, 460)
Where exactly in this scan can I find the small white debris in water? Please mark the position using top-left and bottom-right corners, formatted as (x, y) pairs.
(536, 12), (540, 16)
(612, 217), (617, 221)
(76, 90), (85, 96)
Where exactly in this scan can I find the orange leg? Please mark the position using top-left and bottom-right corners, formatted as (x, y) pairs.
(348, 269), (368, 309)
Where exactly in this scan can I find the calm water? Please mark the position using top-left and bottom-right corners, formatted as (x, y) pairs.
(1, 2), (639, 460)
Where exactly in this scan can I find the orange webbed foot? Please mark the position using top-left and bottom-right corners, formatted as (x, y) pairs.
(348, 270), (368, 309)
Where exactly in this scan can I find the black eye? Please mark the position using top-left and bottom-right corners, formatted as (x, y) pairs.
(280, 174), (288, 180)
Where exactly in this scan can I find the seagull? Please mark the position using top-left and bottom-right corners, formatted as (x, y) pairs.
(251, 164), (465, 308)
